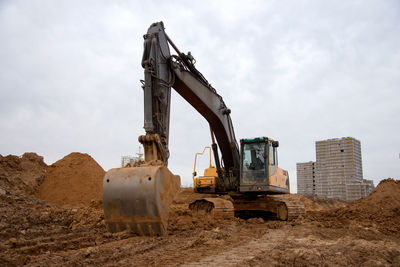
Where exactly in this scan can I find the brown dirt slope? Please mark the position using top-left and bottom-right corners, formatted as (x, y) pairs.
(36, 152), (105, 207)
(338, 178), (400, 230)
(276, 193), (347, 212)
(305, 195), (348, 210)
(308, 178), (400, 234)
(0, 153), (47, 195)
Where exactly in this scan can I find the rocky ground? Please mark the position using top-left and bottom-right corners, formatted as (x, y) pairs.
(0, 152), (399, 266)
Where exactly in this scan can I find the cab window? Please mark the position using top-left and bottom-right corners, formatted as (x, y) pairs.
(243, 143), (265, 171)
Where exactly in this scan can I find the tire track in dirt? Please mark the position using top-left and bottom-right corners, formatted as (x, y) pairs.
(183, 225), (400, 267)
(183, 229), (286, 266)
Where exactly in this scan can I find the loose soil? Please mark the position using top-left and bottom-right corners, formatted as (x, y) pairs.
(0, 153), (46, 195)
(36, 152), (105, 207)
(1, 152), (399, 266)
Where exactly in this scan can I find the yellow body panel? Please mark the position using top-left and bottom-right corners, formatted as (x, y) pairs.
(194, 167), (218, 189)
(269, 166), (289, 190)
(203, 166), (217, 177)
(267, 141), (289, 191)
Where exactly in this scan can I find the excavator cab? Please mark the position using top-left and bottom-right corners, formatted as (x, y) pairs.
(239, 137), (289, 193)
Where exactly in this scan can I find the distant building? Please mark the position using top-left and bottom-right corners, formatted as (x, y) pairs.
(346, 179), (375, 201)
(315, 137), (363, 200)
(121, 156), (139, 167)
(297, 137), (374, 201)
(121, 147), (144, 167)
(296, 161), (316, 196)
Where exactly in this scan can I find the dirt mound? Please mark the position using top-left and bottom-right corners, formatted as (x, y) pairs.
(0, 153), (47, 195)
(308, 178), (400, 234)
(276, 194), (327, 212)
(338, 178), (400, 227)
(305, 195), (348, 210)
(36, 152), (105, 207)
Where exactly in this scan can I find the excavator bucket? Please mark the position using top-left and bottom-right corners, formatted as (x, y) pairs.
(102, 165), (180, 235)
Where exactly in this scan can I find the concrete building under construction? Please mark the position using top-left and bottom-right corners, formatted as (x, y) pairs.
(296, 161), (316, 196)
(297, 137), (374, 201)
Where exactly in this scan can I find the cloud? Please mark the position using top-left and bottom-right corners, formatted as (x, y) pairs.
(0, 0), (399, 191)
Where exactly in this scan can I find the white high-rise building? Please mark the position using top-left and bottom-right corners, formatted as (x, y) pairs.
(297, 137), (374, 201)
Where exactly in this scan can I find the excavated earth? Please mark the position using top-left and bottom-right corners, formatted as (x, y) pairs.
(0, 152), (399, 266)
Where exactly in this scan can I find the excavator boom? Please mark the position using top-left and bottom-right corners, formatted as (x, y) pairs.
(103, 22), (240, 235)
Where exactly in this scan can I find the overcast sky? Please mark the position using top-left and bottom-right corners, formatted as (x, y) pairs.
(1, 0), (399, 191)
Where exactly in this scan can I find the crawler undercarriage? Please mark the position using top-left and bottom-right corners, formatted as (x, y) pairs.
(189, 194), (305, 221)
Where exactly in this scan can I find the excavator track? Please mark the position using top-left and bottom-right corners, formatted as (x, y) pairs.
(189, 198), (234, 219)
(231, 195), (305, 221)
(266, 195), (305, 221)
(189, 195), (305, 221)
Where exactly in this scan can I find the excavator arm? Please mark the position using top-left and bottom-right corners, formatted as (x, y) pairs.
(172, 59), (240, 187)
(140, 22), (240, 189)
(103, 22), (240, 235)
(140, 22), (172, 163)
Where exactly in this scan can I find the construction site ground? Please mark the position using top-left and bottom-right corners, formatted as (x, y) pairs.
(1, 152), (399, 266)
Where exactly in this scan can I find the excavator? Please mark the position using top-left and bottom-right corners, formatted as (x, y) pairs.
(103, 22), (304, 236)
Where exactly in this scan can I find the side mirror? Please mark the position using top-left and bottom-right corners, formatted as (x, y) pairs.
(272, 141), (279, 148)
(193, 171), (197, 177)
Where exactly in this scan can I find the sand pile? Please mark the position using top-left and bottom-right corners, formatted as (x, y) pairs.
(0, 153), (47, 195)
(336, 178), (400, 227)
(277, 194), (327, 212)
(305, 195), (347, 210)
(36, 152), (105, 207)
(308, 178), (400, 234)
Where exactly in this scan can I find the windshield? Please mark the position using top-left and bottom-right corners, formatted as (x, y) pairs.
(241, 142), (267, 183)
(243, 143), (265, 170)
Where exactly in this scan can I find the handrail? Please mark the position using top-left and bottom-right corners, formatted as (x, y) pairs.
(192, 146), (212, 185)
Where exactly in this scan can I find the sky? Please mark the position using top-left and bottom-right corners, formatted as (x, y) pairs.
(1, 0), (399, 191)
